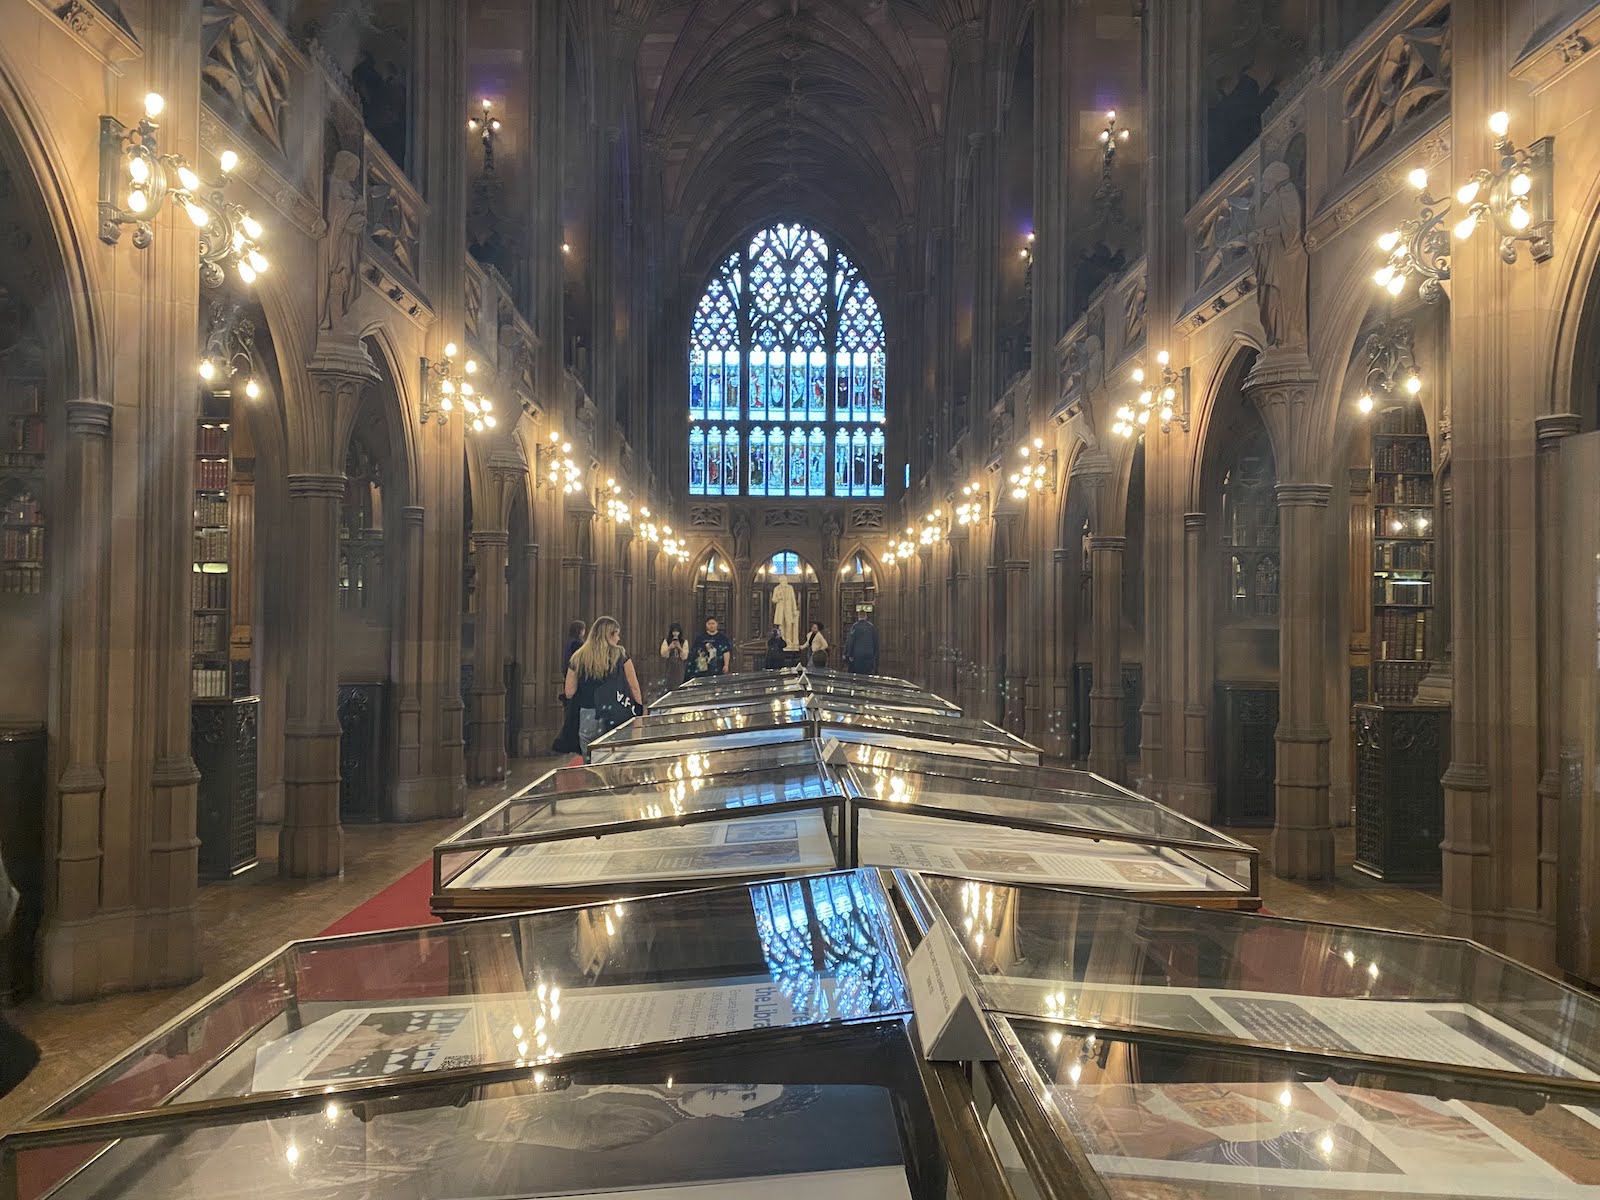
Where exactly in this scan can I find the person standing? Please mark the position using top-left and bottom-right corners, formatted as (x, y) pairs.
(564, 616), (645, 754)
(687, 617), (733, 679)
(763, 626), (787, 670)
(659, 622), (688, 691)
(844, 614), (879, 676)
(560, 620), (586, 674)
(801, 621), (829, 669)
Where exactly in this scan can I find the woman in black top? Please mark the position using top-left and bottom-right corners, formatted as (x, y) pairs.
(564, 616), (645, 753)
(659, 622), (687, 691)
(763, 625), (787, 670)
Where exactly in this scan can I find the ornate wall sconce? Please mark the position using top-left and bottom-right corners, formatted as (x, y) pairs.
(1355, 319), (1422, 416)
(1114, 351), (1189, 437)
(1008, 439), (1056, 499)
(955, 480), (986, 524)
(1094, 110), (1131, 224)
(468, 99), (503, 171)
(884, 528), (917, 565)
(1373, 168), (1451, 303)
(1452, 111), (1555, 263)
(99, 93), (268, 289)
(538, 430), (582, 493)
(197, 298), (261, 399)
(420, 343), (496, 432)
(919, 508), (946, 546)
(603, 478), (631, 524)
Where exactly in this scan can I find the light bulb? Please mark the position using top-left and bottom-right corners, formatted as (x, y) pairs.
(549, 431), (559, 442)
(242, 215), (263, 238)
(1386, 274), (1405, 296)
(1510, 171), (1532, 197)
(1508, 202), (1531, 231)
(247, 250), (268, 273)
(1376, 230), (1400, 252)
(483, 98), (492, 110)
(1099, 130), (1109, 143)
(1163, 386), (1176, 402)
(198, 360), (217, 380)
(185, 202), (209, 227)
(1373, 265), (1395, 287)
(219, 149), (239, 173)
(561, 242), (570, 253)
(1489, 111), (1510, 138)
(176, 165), (201, 192)
(1033, 436), (1043, 448)
(1456, 180), (1481, 205)
(237, 262), (257, 284)
(441, 379), (455, 394)
(440, 395), (453, 411)
(125, 189), (148, 214)
(465, 359), (478, 374)
(1159, 405), (1173, 423)
(561, 442), (571, 453)
(1408, 167), (1429, 191)
(491, 120), (502, 131)
(472, 418), (485, 432)
(1119, 128), (1129, 141)
(444, 342), (458, 358)
(244, 378), (261, 399)
(128, 156), (151, 184)
(1405, 374), (1422, 395)
(1131, 366), (1145, 384)
(1137, 409), (1150, 424)
(143, 92), (165, 119)
(1106, 110), (1116, 122)
(233, 229), (246, 252)
(481, 397), (492, 412)
(1156, 349), (1170, 366)
(460, 382), (474, 396)
(1454, 214), (1479, 240)
(1358, 393), (1375, 414)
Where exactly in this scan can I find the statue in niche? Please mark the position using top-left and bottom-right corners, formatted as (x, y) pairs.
(821, 515), (841, 565)
(1250, 160), (1308, 351)
(322, 150), (364, 329)
(771, 574), (800, 648)
(731, 512), (751, 562)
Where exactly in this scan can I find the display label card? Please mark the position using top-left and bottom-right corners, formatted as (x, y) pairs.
(906, 921), (996, 1061)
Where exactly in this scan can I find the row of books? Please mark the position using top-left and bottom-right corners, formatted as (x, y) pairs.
(194, 458), (230, 491)
(1, 563), (42, 594)
(1373, 659), (1431, 703)
(1373, 406), (1428, 436)
(195, 423), (230, 456)
(191, 570), (229, 609)
(193, 528), (230, 563)
(1372, 440), (1433, 473)
(3, 527), (43, 563)
(1373, 577), (1432, 606)
(192, 667), (230, 699)
(6, 415), (45, 453)
(192, 612), (227, 655)
(1374, 541), (1433, 570)
(1373, 475), (1433, 504)
(1377, 609), (1428, 662)
(194, 495), (229, 527)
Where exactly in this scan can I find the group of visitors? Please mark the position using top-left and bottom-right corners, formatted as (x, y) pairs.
(554, 611), (883, 756)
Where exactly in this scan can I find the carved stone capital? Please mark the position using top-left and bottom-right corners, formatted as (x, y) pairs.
(1183, 512), (1207, 532)
(1535, 412), (1582, 451)
(401, 505), (424, 526)
(65, 398), (113, 438)
(1088, 535), (1127, 554)
(472, 529), (511, 548)
(1275, 482), (1333, 509)
(287, 472), (347, 500)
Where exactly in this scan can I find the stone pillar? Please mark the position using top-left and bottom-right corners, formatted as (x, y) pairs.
(392, 504), (428, 808)
(1045, 547), (1073, 758)
(1173, 512), (1215, 820)
(40, 400), (114, 1000)
(1535, 415), (1579, 927)
(468, 529), (510, 782)
(518, 539), (545, 754)
(1003, 557), (1029, 734)
(280, 471), (347, 877)
(1088, 534), (1126, 782)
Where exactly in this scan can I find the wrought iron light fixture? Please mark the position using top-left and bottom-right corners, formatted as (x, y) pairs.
(539, 430), (583, 493)
(1114, 351), (1189, 437)
(1355, 319), (1422, 416)
(1094, 110), (1131, 225)
(468, 99), (503, 171)
(197, 298), (262, 399)
(1008, 439), (1056, 499)
(1452, 111), (1555, 263)
(99, 93), (267, 288)
(421, 343), (496, 432)
(603, 478), (631, 524)
(1373, 168), (1451, 302)
(956, 481), (985, 524)
(885, 527), (917, 565)
(919, 508), (946, 546)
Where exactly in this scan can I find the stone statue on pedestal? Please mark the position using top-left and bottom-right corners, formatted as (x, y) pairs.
(771, 577), (800, 648)
(1250, 160), (1309, 351)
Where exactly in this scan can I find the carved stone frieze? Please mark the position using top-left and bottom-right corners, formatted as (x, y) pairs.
(201, 3), (292, 154)
(1194, 173), (1255, 290)
(689, 505), (725, 530)
(1511, 3), (1600, 93)
(1122, 271), (1147, 349)
(848, 507), (884, 531)
(763, 508), (809, 529)
(1344, 1), (1451, 169)
(32, 0), (138, 63)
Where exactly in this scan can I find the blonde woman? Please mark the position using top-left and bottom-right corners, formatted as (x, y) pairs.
(564, 615), (645, 752)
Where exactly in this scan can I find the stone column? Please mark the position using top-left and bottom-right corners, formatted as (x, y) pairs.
(1088, 534), (1127, 782)
(1003, 557), (1029, 734)
(468, 529), (510, 782)
(39, 400), (113, 1000)
(518, 539), (545, 754)
(1535, 415), (1579, 926)
(279, 471), (347, 876)
(1045, 546), (1073, 758)
(392, 504), (428, 805)
(1173, 512), (1215, 820)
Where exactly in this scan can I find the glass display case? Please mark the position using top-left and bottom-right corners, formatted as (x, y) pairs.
(2, 874), (1022, 1200)
(433, 757), (849, 915)
(650, 672), (961, 719)
(836, 750), (1259, 908)
(589, 700), (1042, 767)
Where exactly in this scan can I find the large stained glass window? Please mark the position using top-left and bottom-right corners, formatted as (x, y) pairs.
(688, 223), (886, 498)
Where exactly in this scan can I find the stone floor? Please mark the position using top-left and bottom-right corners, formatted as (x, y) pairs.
(0, 773), (1446, 1132)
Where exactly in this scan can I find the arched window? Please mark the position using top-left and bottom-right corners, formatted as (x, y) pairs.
(689, 223), (886, 498)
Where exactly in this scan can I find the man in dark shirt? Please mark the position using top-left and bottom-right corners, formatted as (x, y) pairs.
(687, 617), (733, 679)
(844, 616), (879, 676)
(560, 620), (586, 673)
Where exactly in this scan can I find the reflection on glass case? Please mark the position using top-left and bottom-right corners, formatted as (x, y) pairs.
(433, 757), (850, 915)
(901, 872), (1600, 1083)
(652, 670), (959, 718)
(837, 751), (1258, 908)
(590, 700), (1042, 767)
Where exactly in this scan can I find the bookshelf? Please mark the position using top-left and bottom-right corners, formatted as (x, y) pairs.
(1369, 402), (1434, 702)
(1, 377), (45, 597)
(192, 399), (232, 699)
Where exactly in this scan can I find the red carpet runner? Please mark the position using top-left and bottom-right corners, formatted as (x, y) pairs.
(318, 860), (439, 937)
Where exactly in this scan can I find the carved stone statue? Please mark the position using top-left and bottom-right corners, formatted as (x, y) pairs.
(322, 150), (364, 329)
(731, 512), (751, 561)
(1250, 160), (1309, 350)
(821, 515), (841, 565)
(771, 577), (800, 647)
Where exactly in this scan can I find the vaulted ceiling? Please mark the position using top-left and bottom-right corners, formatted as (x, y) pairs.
(630, 0), (958, 282)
